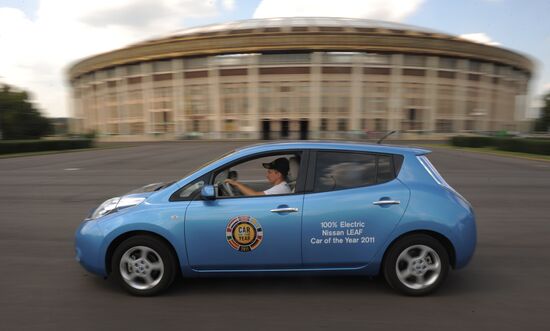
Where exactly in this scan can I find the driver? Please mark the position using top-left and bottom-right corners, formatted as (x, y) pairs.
(224, 157), (291, 196)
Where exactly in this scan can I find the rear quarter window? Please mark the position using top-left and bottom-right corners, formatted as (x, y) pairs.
(417, 155), (450, 187)
(377, 155), (395, 184)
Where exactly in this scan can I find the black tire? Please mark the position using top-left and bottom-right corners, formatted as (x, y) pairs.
(383, 234), (450, 296)
(111, 235), (177, 296)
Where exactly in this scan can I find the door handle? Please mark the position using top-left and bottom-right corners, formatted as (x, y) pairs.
(270, 207), (299, 213)
(372, 200), (400, 206)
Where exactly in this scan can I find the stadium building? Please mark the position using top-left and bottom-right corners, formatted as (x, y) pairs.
(68, 17), (534, 140)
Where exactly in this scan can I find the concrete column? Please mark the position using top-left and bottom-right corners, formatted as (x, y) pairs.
(471, 65), (483, 132)
(87, 82), (94, 133)
(514, 94), (528, 124)
(81, 86), (88, 133)
(86, 86), (94, 133)
(424, 56), (438, 133)
(208, 58), (221, 139)
(310, 52), (323, 139)
(247, 55), (260, 139)
(485, 63), (495, 131)
(115, 66), (128, 135)
(173, 59), (185, 135)
(389, 54), (403, 131)
(96, 75), (108, 136)
(350, 55), (362, 131)
(78, 85), (88, 133)
(479, 63), (493, 132)
(90, 84), (97, 133)
(517, 77), (531, 129)
(511, 73), (528, 128)
(141, 62), (153, 135)
(454, 59), (468, 132)
(79, 85), (86, 134)
(67, 86), (76, 134)
(69, 84), (83, 134)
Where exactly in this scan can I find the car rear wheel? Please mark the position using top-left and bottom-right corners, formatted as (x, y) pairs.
(111, 235), (177, 296)
(383, 234), (449, 296)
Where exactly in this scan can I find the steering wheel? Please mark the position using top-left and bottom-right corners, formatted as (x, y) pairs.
(216, 169), (235, 197)
(223, 182), (235, 196)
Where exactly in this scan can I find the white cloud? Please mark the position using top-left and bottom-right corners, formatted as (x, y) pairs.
(222, 0), (235, 11)
(0, 0), (229, 118)
(459, 33), (501, 46)
(253, 0), (425, 21)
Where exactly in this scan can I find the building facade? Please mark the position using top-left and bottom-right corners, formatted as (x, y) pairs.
(68, 17), (534, 139)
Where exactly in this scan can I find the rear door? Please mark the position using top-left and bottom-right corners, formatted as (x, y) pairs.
(301, 150), (410, 267)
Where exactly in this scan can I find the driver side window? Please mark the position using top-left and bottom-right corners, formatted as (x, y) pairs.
(213, 152), (302, 198)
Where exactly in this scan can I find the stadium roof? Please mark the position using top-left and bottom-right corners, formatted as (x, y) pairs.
(162, 17), (445, 38)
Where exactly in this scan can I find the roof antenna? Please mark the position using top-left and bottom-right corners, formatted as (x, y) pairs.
(377, 130), (397, 144)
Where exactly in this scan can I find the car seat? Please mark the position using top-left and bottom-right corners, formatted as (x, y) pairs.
(287, 156), (300, 192)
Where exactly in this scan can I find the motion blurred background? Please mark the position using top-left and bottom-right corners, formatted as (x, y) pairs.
(1, 3), (550, 329)
(0, 1), (549, 151)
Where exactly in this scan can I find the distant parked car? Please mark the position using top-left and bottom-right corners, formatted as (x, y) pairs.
(75, 141), (476, 296)
(178, 131), (203, 140)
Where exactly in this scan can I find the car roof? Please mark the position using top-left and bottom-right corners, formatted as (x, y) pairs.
(234, 141), (430, 156)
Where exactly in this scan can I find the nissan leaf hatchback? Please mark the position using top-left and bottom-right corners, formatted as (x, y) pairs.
(75, 142), (476, 296)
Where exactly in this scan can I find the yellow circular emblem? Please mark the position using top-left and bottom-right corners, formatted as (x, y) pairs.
(226, 216), (263, 252)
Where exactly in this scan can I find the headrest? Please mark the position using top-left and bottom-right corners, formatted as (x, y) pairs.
(287, 156), (300, 182)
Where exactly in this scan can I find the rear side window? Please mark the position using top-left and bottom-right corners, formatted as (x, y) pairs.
(313, 152), (396, 193)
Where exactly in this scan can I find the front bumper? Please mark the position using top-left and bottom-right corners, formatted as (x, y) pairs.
(75, 220), (107, 277)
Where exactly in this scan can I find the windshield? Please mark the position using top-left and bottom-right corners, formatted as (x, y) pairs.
(180, 149), (237, 180)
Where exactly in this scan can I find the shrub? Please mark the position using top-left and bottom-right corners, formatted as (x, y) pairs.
(494, 138), (550, 155)
(450, 136), (550, 155)
(450, 136), (495, 148)
(0, 139), (93, 155)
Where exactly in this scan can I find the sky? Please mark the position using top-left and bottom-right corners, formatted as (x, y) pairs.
(0, 0), (548, 118)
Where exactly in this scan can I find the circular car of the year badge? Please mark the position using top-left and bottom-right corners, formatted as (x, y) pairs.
(226, 215), (263, 252)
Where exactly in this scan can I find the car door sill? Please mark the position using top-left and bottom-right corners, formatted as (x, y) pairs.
(191, 265), (368, 273)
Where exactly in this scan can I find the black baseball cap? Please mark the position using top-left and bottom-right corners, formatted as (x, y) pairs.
(262, 157), (289, 177)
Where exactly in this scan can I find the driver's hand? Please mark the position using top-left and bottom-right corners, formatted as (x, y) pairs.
(224, 179), (237, 186)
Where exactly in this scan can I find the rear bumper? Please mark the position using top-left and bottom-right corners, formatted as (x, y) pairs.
(454, 208), (477, 269)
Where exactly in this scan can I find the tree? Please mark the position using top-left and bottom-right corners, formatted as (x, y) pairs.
(0, 84), (52, 139)
(534, 92), (550, 132)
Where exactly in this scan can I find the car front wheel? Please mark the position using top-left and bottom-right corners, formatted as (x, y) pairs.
(383, 234), (450, 296)
(111, 235), (177, 296)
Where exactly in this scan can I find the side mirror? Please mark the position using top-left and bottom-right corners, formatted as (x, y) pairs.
(201, 185), (216, 200)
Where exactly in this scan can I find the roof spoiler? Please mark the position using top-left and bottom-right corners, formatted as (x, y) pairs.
(413, 148), (432, 155)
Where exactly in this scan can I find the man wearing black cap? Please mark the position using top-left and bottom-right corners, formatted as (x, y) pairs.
(224, 157), (291, 196)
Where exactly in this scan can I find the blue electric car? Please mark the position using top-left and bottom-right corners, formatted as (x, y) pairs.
(75, 142), (476, 296)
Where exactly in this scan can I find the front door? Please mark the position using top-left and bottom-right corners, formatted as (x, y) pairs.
(185, 195), (304, 270)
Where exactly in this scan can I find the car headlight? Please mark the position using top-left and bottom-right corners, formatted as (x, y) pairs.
(88, 196), (145, 220)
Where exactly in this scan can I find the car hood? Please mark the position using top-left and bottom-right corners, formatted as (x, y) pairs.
(125, 181), (175, 196)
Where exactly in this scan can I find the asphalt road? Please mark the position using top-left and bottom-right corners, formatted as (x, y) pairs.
(1, 142), (549, 330)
